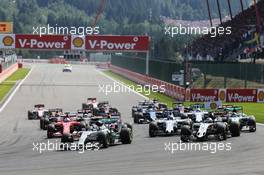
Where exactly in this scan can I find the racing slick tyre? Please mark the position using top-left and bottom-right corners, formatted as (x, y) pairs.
(82, 103), (93, 110)
(40, 117), (47, 130)
(131, 108), (137, 118)
(80, 121), (87, 131)
(43, 118), (49, 130)
(82, 103), (88, 110)
(180, 125), (192, 142)
(229, 122), (240, 137)
(134, 114), (139, 124)
(248, 119), (257, 132)
(28, 111), (34, 120)
(124, 123), (133, 130)
(216, 124), (227, 141)
(120, 128), (132, 144)
(40, 118), (43, 130)
(61, 133), (73, 143)
(97, 132), (110, 148)
(47, 124), (55, 138)
(149, 123), (158, 137)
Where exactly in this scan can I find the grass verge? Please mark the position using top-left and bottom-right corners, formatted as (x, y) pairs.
(0, 68), (30, 102)
(103, 70), (264, 123)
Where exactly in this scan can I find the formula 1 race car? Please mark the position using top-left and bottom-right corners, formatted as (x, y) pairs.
(39, 108), (63, 130)
(93, 103), (120, 117)
(82, 98), (98, 110)
(132, 99), (167, 119)
(62, 64), (72, 72)
(224, 106), (256, 133)
(132, 100), (153, 118)
(133, 100), (167, 124)
(149, 110), (192, 137)
(213, 105), (256, 136)
(134, 107), (158, 124)
(28, 104), (49, 120)
(47, 117), (86, 138)
(61, 116), (133, 149)
(180, 117), (228, 142)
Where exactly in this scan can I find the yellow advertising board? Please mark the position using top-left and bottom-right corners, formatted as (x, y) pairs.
(0, 22), (13, 33)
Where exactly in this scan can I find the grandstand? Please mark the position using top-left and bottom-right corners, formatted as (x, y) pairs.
(0, 50), (17, 72)
(188, 0), (264, 62)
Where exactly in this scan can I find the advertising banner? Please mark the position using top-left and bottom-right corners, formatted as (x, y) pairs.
(0, 34), (150, 52)
(190, 89), (218, 102)
(15, 34), (71, 50)
(226, 89), (257, 102)
(86, 35), (150, 52)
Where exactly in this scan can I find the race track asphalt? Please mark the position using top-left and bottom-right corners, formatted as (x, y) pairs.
(0, 64), (263, 175)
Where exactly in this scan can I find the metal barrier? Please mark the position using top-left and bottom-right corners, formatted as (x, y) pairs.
(109, 65), (185, 101)
(0, 63), (18, 83)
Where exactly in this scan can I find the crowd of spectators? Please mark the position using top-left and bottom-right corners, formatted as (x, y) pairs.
(163, 16), (230, 28)
(188, 0), (264, 62)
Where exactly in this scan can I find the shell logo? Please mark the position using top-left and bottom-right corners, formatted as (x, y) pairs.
(2, 35), (14, 46)
(258, 91), (264, 101)
(133, 37), (139, 42)
(73, 37), (84, 48)
(219, 90), (226, 101)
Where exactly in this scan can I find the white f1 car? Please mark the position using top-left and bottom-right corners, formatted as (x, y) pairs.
(62, 64), (72, 72)
(28, 104), (49, 120)
(149, 110), (192, 137)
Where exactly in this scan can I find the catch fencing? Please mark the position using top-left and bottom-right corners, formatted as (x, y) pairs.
(111, 55), (264, 87)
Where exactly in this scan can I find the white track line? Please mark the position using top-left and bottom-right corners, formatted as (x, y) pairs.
(96, 69), (148, 100)
(98, 69), (264, 126)
(0, 67), (34, 113)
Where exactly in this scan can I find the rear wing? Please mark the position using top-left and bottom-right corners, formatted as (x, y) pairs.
(173, 102), (184, 107)
(190, 103), (205, 109)
(34, 104), (45, 108)
(99, 118), (119, 124)
(224, 106), (243, 113)
(49, 108), (63, 113)
(90, 116), (104, 124)
(213, 111), (227, 116)
(87, 98), (97, 102)
(98, 101), (109, 108)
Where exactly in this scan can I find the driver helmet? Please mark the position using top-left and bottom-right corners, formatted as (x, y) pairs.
(63, 117), (71, 122)
(96, 120), (104, 127)
(231, 112), (237, 117)
(196, 108), (201, 112)
(204, 117), (213, 123)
